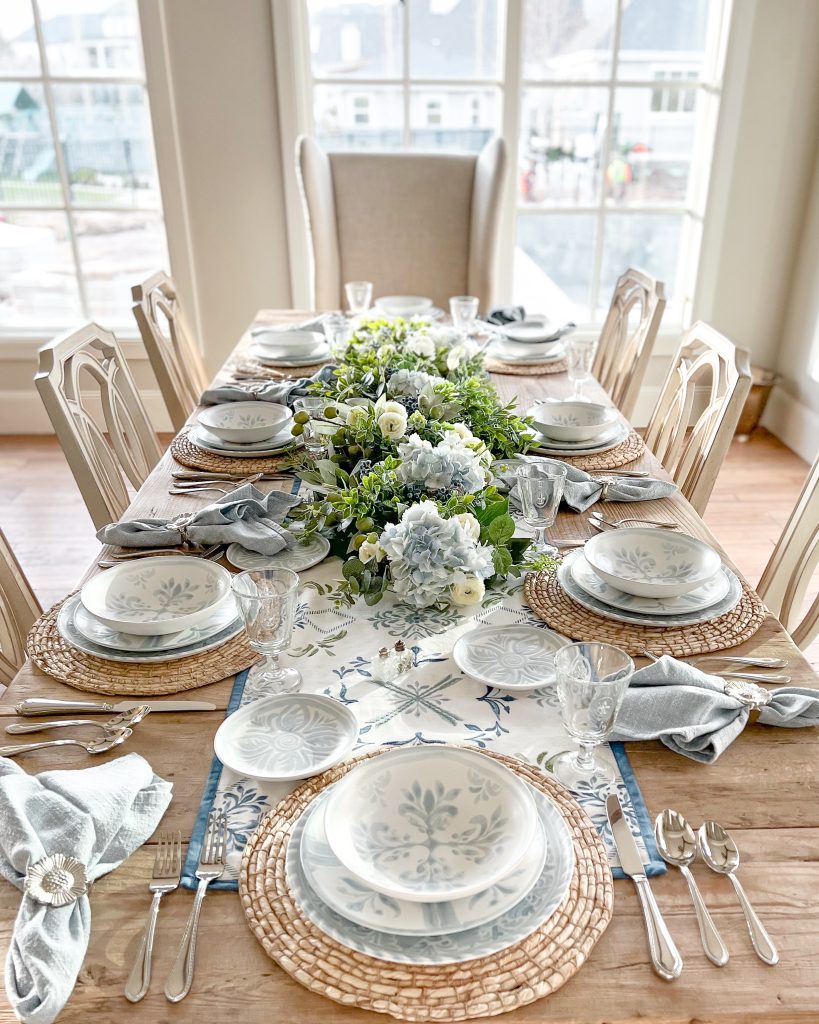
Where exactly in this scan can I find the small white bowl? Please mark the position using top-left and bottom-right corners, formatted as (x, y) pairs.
(584, 528), (722, 598)
(529, 400), (618, 443)
(250, 329), (326, 357)
(375, 295), (433, 318)
(81, 556), (233, 635)
(197, 402), (292, 443)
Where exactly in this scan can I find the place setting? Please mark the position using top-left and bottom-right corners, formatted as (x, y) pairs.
(527, 397), (647, 469)
(173, 399), (302, 471)
(484, 314), (573, 375)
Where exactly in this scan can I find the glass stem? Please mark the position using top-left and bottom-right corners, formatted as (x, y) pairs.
(575, 742), (597, 771)
(264, 652), (281, 677)
(534, 526), (547, 549)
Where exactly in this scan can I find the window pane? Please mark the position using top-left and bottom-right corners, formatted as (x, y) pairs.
(0, 0), (41, 75)
(313, 84), (403, 151)
(75, 210), (167, 325)
(307, 0), (402, 79)
(52, 83), (161, 208)
(599, 213), (683, 317)
(606, 87), (701, 206)
(0, 83), (62, 206)
(515, 214), (596, 319)
(410, 0), (500, 80)
(618, 0), (711, 80)
(410, 87), (499, 152)
(523, 0), (615, 81)
(37, 0), (143, 76)
(0, 210), (81, 325)
(519, 88), (607, 206)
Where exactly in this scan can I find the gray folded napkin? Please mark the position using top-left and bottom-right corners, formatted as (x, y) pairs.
(610, 655), (819, 763)
(0, 753), (172, 1024)
(493, 455), (677, 512)
(201, 365), (336, 407)
(97, 483), (300, 556)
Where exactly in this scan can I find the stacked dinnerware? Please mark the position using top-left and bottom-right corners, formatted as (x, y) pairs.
(558, 528), (743, 627)
(528, 399), (629, 456)
(286, 745), (577, 964)
(191, 402), (297, 458)
(489, 316), (572, 365)
(248, 328), (331, 368)
(56, 556), (243, 664)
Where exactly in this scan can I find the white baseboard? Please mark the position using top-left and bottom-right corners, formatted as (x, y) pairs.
(0, 389), (173, 435)
(761, 387), (819, 464)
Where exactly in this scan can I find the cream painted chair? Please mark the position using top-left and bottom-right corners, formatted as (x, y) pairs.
(132, 270), (209, 431)
(757, 452), (819, 648)
(593, 268), (666, 420)
(35, 324), (164, 531)
(0, 528), (41, 686)
(296, 135), (507, 311)
(643, 321), (752, 516)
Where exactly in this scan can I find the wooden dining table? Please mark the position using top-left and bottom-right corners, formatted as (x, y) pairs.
(1, 311), (818, 1024)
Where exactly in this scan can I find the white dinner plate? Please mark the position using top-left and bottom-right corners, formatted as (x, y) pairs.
(189, 423), (294, 452)
(226, 535), (331, 572)
(248, 343), (330, 367)
(490, 340), (565, 363)
(188, 424), (300, 459)
(530, 420), (629, 456)
(452, 624), (569, 690)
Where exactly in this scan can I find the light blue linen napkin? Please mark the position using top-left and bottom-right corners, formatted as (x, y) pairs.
(610, 655), (819, 763)
(0, 753), (172, 1024)
(200, 365), (336, 407)
(493, 455), (677, 513)
(96, 483), (299, 555)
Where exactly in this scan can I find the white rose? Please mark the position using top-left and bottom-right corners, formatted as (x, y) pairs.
(453, 512), (481, 542)
(346, 405), (369, 428)
(378, 410), (407, 440)
(445, 422), (474, 443)
(359, 540), (385, 564)
(450, 575), (486, 606)
(374, 395), (406, 417)
(406, 333), (436, 358)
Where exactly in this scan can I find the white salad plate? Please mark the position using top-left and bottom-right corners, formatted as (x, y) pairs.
(248, 343), (330, 367)
(501, 317), (569, 343)
(226, 535), (331, 572)
(80, 555), (233, 636)
(57, 592), (243, 664)
(585, 527), (722, 598)
(570, 551), (731, 615)
(300, 786), (547, 937)
(558, 549), (742, 627)
(188, 425), (299, 458)
(530, 420), (629, 456)
(452, 624), (569, 691)
(491, 340), (565, 363)
(213, 694), (358, 782)
(528, 400), (619, 444)
(322, 746), (537, 903)
(375, 295), (433, 318)
(287, 780), (574, 964)
(197, 401), (292, 443)
(251, 329), (326, 357)
(73, 593), (239, 651)
(189, 423), (295, 453)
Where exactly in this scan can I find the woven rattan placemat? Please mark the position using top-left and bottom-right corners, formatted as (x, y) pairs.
(240, 747), (612, 1022)
(524, 570), (766, 657)
(537, 429), (646, 471)
(170, 431), (293, 475)
(485, 356), (568, 376)
(26, 594), (258, 695)
(229, 358), (327, 380)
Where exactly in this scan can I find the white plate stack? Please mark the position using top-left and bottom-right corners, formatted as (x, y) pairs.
(488, 316), (573, 365)
(192, 402), (299, 458)
(528, 399), (629, 456)
(248, 329), (331, 367)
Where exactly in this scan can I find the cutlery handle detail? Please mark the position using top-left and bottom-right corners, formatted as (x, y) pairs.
(680, 865), (729, 967)
(6, 718), (99, 735)
(165, 878), (210, 1002)
(15, 698), (111, 716)
(125, 891), (163, 1003)
(728, 874), (779, 965)
(633, 875), (684, 981)
(0, 738), (82, 756)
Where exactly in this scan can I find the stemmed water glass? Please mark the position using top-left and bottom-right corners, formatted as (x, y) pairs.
(293, 396), (331, 458)
(231, 568), (302, 698)
(552, 643), (634, 789)
(323, 314), (351, 358)
(345, 280), (373, 316)
(566, 337), (596, 400)
(516, 463), (567, 556)
(449, 295), (479, 342)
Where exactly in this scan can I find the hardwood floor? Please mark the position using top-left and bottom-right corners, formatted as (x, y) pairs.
(0, 429), (816, 666)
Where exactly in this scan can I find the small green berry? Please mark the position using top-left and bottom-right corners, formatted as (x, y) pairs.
(293, 410), (310, 425)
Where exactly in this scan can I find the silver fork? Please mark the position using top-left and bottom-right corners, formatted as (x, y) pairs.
(125, 830), (183, 1003)
(590, 512), (678, 530)
(164, 811), (226, 1002)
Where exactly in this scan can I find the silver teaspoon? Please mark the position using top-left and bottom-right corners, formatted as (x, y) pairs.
(654, 810), (729, 966)
(5, 705), (151, 735)
(698, 821), (779, 965)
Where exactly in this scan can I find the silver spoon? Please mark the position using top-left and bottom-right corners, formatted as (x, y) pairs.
(697, 821), (779, 965)
(0, 728), (132, 758)
(654, 810), (729, 966)
(5, 706), (150, 736)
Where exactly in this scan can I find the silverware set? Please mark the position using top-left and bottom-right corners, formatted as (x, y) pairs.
(97, 541), (225, 568)
(641, 648), (791, 685)
(0, 704), (150, 757)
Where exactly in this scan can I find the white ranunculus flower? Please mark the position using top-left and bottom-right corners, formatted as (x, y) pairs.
(450, 574), (486, 606)
(445, 422), (475, 443)
(406, 332), (436, 358)
(453, 512), (481, 542)
(374, 395), (406, 417)
(346, 405), (369, 428)
(378, 410), (407, 439)
(446, 344), (467, 371)
(359, 540), (385, 564)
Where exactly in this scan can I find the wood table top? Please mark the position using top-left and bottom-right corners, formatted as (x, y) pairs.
(2, 311), (817, 1024)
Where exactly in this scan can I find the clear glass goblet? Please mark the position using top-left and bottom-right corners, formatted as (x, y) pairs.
(552, 643), (634, 789)
(345, 280), (373, 316)
(323, 314), (351, 358)
(516, 462), (567, 556)
(293, 396), (331, 458)
(231, 568), (302, 698)
(566, 337), (596, 400)
(449, 295), (480, 341)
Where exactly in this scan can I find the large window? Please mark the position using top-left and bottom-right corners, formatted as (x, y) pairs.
(302, 0), (729, 327)
(0, 0), (168, 331)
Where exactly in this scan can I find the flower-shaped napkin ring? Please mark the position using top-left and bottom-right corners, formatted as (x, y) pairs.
(723, 678), (774, 724)
(25, 854), (88, 907)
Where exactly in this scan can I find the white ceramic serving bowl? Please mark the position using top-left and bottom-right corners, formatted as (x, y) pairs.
(528, 400), (619, 443)
(250, 329), (326, 357)
(80, 555), (233, 635)
(197, 401), (292, 443)
(584, 528), (722, 598)
(375, 295), (433, 318)
(322, 745), (538, 903)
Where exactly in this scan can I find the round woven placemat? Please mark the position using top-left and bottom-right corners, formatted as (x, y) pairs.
(545, 429), (645, 471)
(170, 430), (293, 474)
(230, 357), (327, 380)
(524, 569), (766, 657)
(240, 747), (612, 1022)
(486, 356), (568, 376)
(26, 594), (259, 695)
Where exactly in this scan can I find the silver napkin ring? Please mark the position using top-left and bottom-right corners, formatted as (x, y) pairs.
(723, 678), (773, 712)
(25, 854), (88, 907)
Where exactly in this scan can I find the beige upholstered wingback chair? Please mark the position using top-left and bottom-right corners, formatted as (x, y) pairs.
(296, 135), (507, 311)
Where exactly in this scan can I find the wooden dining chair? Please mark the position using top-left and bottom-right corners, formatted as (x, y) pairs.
(35, 324), (164, 531)
(296, 135), (506, 311)
(643, 321), (752, 516)
(593, 268), (666, 420)
(757, 452), (819, 648)
(132, 270), (209, 431)
(0, 527), (41, 686)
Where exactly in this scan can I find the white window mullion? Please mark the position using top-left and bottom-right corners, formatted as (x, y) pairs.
(496, 0), (523, 304)
(402, 1), (411, 148)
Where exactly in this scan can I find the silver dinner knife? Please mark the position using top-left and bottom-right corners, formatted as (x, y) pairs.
(607, 793), (683, 981)
(15, 698), (216, 716)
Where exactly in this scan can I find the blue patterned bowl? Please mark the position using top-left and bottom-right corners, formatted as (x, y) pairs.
(322, 746), (538, 903)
